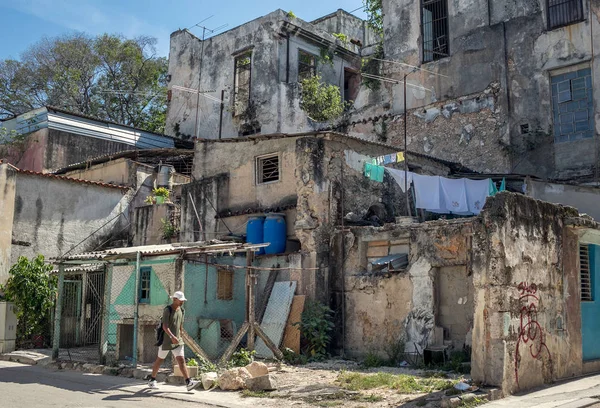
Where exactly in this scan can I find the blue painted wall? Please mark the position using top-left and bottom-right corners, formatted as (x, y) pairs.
(582, 244), (600, 361)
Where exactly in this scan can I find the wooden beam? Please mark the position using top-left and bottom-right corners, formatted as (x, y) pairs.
(254, 323), (283, 359)
(219, 322), (249, 366)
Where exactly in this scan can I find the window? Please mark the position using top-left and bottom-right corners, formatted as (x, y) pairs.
(344, 69), (360, 103)
(256, 154), (280, 184)
(233, 51), (252, 116)
(139, 267), (151, 303)
(551, 67), (594, 143)
(298, 50), (317, 82)
(580, 244), (593, 301)
(421, 0), (449, 63)
(217, 268), (234, 300)
(548, 0), (584, 30)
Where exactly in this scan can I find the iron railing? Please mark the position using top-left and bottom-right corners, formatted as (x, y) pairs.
(421, 0), (449, 63)
(548, 0), (584, 30)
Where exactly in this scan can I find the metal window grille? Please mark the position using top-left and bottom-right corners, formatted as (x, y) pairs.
(217, 269), (234, 300)
(298, 50), (317, 82)
(139, 267), (151, 303)
(421, 0), (449, 63)
(234, 51), (252, 116)
(580, 244), (593, 301)
(548, 0), (584, 30)
(256, 154), (280, 184)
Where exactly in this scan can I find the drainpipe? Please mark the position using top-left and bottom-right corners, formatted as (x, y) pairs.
(218, 89), (225, 139)
(286, 34), (291, 83)
(132, 251), (141, 368)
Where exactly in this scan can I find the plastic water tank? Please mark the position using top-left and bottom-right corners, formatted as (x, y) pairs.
(157, 165), (175, 189)
(263, 213), (287, 255)
(246, 216), (265, 255)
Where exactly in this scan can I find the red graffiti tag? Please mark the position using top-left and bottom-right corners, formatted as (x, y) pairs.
(514, 282), (553, 388)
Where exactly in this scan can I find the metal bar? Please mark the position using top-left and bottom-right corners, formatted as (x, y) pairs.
(188, 192), (205, 241)
(253, 323), (284, 359)
(79, 272), (88, 346)
(219, 322), (249, 365)
(52, 264), (65, 360)
(247, 251), (255, 351)
(100, 264), (112, 364)
(132, 252), (141, 368)
(218, 89), (225, 139)
(404, 73), (411, 217)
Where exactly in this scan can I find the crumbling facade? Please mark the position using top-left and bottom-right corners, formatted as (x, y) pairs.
(165, 9), (377, 140)
(372, 0), (599, 179)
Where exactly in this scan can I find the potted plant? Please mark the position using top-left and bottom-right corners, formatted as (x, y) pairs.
(152, 187), (170, 204)
(174, 358), (199, 378)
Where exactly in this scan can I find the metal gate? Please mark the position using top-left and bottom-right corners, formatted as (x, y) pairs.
(58, 271), (105, 362)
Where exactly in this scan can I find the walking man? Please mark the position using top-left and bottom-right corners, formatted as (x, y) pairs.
(148, 291), (199, 391)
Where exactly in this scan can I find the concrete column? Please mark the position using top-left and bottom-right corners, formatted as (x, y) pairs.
(52, 264), (65, 360)
(0, 164), (16, 285)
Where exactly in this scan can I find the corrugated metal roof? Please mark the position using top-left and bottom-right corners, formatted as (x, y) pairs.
(56, 241), (269, 262)
(1, 162), (130, 190)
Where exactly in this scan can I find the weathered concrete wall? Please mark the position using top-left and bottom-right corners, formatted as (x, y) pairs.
(376, 0), (599, 179)
(10, 173), (132, 263)
(331, 219), (473, 358)
(166, 10), (361, 140)
(527, 179), (600, 222)
(132, 203), (180, 246)
(471, 192), (581, 394)
(0, 164), (16, 284)
(311, 9), (379, 47)
(2, 128), (135, 173)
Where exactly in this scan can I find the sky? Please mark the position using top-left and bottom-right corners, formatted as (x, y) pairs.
(0, 0), (367, 60)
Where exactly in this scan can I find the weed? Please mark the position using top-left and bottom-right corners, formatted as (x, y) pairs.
(241, 390), (274, 398)
(353, 394), (384, 402)
(337, 372), (456, 394)
(294, 301), (334, 360)
(287, 10), (297, 19)
(363, 352), (384, 368)
(227, 348), (255, 368)
(316, 402), (343, 407)
(458, 397), (488, 407)
(282, 347), (308, 365)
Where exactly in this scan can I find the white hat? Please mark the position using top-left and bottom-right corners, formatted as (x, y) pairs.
(170, 291), (187, 301)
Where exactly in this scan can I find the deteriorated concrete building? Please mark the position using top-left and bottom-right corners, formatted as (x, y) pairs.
(358, 0), (599, 179)
(165, 9), (377, 140)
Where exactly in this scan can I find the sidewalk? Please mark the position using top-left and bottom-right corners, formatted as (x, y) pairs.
(483, 374), (600, 408)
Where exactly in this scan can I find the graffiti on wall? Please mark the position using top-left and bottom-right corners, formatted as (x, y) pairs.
(514, 282), (553, 387)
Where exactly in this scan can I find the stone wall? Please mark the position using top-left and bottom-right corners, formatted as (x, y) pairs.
(471, 192), (582, 394)
(0, 164), (16, 283)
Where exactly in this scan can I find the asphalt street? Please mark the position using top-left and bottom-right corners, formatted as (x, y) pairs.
(0, 360), (216, 408)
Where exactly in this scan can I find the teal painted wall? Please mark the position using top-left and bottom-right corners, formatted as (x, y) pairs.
(582, 244), (600, 361)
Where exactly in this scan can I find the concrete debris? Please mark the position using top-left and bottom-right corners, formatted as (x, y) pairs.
(425, 108), (441, 123)
(244, 361), (269, 378)
(245, 374), (278, 391)
(218, 367), (251, 390)
(201, 372), (218, 390)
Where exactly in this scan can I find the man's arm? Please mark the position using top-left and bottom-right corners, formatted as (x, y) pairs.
(162, 308), (179, 344)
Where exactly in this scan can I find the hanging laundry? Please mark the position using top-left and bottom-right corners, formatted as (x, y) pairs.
(412, 174), (447, 213)
(489, 179), (498, 196)
(499, 178), (506, 192)
(397, 152), (405, 162)
(464, 178), (490, 215)
(383, 154), (393, 164)
(370, 165), (385, 182)
(440, 177), (469, 213)
(389, 154), (397, 163)
(385, 168), (414, 192)
(364, 162), (373, 178)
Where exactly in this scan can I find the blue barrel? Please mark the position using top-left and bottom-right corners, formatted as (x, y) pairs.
(263, 214), (287, 255)
(246, 216), (265, 255)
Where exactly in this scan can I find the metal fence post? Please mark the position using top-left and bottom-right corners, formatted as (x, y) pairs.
(132, 252), (141, 368)
(100, 263), (112, 365)
(52, 264), (65, 360)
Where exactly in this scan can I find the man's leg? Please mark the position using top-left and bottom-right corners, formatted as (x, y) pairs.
(174, 346), (198, 391)
(148, 347), (168, 388)
(175, 355), (189, 379)
(151, 356), (165, 378)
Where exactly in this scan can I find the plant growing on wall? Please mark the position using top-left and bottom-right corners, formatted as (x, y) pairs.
(318, 48), (335, 67)
(300, 75), (348, 123)
(160, 217), (179, 239)
(333, 33), (350, 46)
(294, 301), (334, 360)
(363, 0), (383, 37)
(287, 10), (297, 19)
(0, 255), (56, 347)
(361, 43), (384, 91)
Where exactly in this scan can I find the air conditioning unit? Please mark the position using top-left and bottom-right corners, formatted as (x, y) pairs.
(0, 302), (17, 353)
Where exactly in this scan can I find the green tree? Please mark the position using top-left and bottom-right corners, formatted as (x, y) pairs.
(0, 256), (57, 344)
(300, 75), (346, 123)
(0, 34), (167, 133)
(363, 0), (383, 37)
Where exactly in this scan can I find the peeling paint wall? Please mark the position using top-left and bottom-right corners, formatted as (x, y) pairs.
(375, 0), (600, 179)
(0, 165), (16, 284)
(10, 173), (132, 263)
(471, 192), (582, 394)
(165, 10), (364, 140)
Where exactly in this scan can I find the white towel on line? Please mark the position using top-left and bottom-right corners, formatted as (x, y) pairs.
(384, 168), (414, 193)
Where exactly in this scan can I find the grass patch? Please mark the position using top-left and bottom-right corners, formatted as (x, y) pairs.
(458, 397), (488, 407)
(337, 372), (456, 394)
(241, 390), (275, 398)
(315, 402), (343, 407)
(353, 394), (384, 402)
(363, 352), (385, 368)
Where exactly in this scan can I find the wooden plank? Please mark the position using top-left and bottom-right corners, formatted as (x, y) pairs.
(368, 240), (390, 247)
(257, 269), (279, 323)
(367, 245), (390, 258)
(182, 329), (211, 362)
(254, 323), (283, 359)
(219, 322), (249, 366)
(282, 295), (306, 354)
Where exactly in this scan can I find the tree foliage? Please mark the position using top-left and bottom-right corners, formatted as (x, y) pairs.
(0, 255), (57, 339)
(294, 301), (334, 360)
(363, 0), (383, 37)
(0, 33), (167, 133)
(300, 75), (346, 123)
